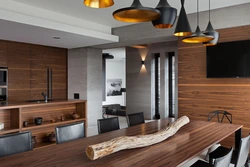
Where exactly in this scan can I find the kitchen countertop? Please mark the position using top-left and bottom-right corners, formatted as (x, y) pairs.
(0, 100), (86, 110)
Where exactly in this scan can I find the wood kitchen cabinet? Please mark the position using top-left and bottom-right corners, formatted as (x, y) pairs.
(1, 39), (68, 101)
(0, 41), (7, 67)
(30, 45), (67, 100)
(7, 42), (31, 101)
(0, 100), (87, 149)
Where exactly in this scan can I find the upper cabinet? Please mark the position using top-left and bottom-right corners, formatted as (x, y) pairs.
(0, 41), (7, 67)
(1, 40), (68, 101)
(7, 42), (31, 101)
(30, 45), (67, 100)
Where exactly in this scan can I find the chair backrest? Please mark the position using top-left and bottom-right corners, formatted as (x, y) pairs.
(126, 112), (145, 127)
(235, 135), (250, 167)
(214, 147), (233, 167)
(0, 131), (32, 158)
(55, 121), (85, 144)
(97, 117), (120, 134)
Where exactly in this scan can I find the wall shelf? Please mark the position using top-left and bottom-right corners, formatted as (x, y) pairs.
(22, 118), (86, 131)
(0, 128), (19, 135)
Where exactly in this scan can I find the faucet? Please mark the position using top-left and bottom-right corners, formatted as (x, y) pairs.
(41, 92), (48, 103)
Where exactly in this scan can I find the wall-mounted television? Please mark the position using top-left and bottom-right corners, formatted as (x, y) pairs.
(206, 39), (250, 78)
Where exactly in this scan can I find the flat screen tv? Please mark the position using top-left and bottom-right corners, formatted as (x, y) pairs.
(206, 39), (250, 78)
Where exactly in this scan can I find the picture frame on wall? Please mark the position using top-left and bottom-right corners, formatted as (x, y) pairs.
(107, 79), (122, 96)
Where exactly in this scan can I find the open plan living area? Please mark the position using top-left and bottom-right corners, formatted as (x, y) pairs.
(0, 0), (250, 166)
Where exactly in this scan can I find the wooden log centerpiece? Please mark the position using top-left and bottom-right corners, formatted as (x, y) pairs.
(86, 116), (190, 160)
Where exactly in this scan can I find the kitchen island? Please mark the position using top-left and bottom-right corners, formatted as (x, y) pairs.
(0, 100), (87, 149)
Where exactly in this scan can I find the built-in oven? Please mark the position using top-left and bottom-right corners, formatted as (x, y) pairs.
(0, 67), (8, 101)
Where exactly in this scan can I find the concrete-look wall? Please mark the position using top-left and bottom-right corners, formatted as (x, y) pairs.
(126, 41), (178, 120)
(68, 47), (102, 128)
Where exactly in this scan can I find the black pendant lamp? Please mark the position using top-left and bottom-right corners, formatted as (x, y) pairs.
(203, 0), (219, 46)
(152, 0), (177, 28)
(84, 0), (114, 8)
(182, 0), (214, 43)
(113, 0), (161, 23)
(174, 0), (192, 36)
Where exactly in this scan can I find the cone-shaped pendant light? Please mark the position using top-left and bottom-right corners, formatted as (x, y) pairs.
(152, 0), (177, 28)
(84, 0), (114, 8)
(174, 0), (192, 36)
(113, 0), (161, 22)
(182, 0), (214, 43)
(203, 0), (219, 46)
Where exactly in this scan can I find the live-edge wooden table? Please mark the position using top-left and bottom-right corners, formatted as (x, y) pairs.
(0, 118), (242, 167)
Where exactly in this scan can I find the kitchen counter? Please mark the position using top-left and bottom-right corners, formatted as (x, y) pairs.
(0, 99), (86, 110)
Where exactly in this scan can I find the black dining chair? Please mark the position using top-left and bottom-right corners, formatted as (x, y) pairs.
(55, 121), (85, 144)
(209, 135), (250, 167)
(97, 117), (120, 134)
(0, 131), (33, 158)
(191, 147), (233, 167)
(126, 112), (145, 127)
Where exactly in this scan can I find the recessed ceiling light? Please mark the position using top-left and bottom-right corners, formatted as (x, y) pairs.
(53, 37), (61, 39)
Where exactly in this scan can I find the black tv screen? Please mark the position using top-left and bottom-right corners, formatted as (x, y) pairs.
(206, 39), (250, 78)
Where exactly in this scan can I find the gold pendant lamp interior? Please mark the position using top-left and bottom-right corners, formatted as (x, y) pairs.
(182, 0), (214, 43)
(84, 0), (114, 8)
(113, 0), (161, 23)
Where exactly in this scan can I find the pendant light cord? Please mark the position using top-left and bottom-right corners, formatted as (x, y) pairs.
(209, 0), (211, 21)
(197, 0), (199, 26)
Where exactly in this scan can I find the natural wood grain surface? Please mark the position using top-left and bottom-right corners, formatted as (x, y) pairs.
(0, 40), (67, 101)
(0, 119), (242, 167)
(0, 100), (86, 110)
(0, 100), (87, 143)
(178, 25), (250, 147)
(0, 41), (7, 67)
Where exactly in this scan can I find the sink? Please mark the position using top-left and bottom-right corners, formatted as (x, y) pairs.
(26, 99), (53, 103)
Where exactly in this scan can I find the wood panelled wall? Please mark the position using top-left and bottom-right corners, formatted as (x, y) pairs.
(0, 40), (67, 101)
(178, 25), (250, 147)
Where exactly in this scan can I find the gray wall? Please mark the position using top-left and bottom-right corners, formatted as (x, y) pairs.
(68, 47), (103, 128)
(126, 41), (178, 120)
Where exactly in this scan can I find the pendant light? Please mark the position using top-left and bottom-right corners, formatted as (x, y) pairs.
(152, 0), (177, 28)
(84, 0), (114, 8)
(182, 0), (214, 43)
(174, 0), (192, 36)
(113, 0), (161, 23)
(203, 0), (219, 46)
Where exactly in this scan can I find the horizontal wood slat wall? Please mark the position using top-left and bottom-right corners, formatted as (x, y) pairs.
(178, 25), (250, 147)
(0, 40), (67, 101)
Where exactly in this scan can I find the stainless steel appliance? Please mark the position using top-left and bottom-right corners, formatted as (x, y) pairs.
(0, 67), (8, 101)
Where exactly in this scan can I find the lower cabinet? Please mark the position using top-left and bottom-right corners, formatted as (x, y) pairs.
(0, 100), (87, 149)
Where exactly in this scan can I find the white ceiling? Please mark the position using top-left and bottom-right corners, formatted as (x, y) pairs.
(12, 0), (250, 28)
(0, 0), (249, 48)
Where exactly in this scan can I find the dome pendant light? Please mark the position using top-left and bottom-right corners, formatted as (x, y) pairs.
(174, 0), (192, 36)
(84, 0), (114, 8)
(152, 0), (177, 28)
(203, 0), (219, 46)
(182, 0), (214, 43)
(113, 0), (161, 23)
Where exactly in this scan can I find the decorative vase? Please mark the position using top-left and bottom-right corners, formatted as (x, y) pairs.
(34, 117), (43, 125)
(32, 136), (37, 147)
(72, 113), (80, 119)
(47, 132), (56, 142)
